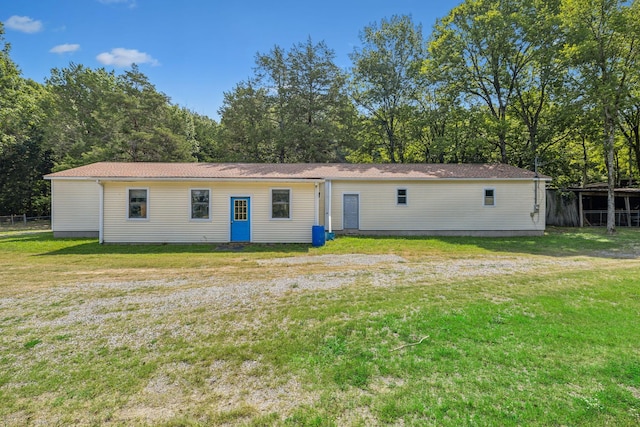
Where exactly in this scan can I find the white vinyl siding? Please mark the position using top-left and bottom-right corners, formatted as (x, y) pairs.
(102, 181), (316, 243)
(331, 180), (545, 232)
(50, 180), (100, 233)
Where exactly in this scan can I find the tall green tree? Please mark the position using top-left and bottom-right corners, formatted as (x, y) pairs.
(220, 38), (353, 163)
(111, 65), (196, 162)
(561, 0), (640, 233)
(256, 45), (290, 162)
(428, 0), (563, 165)
(285, 38), (354, 162)
(46, 64), (196, 166)
(511, 0), (569, 170)
(219, 81), (274, 161)
(349, 15), (426, 163)
(0, 23), (52, 216)
(403, 87), (460, 163)
(619, 81), (640, 179)
(45, 63), (119, 167)
(190, 112), (222, 162)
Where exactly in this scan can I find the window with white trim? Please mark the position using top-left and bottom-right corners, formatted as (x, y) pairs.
(271, 189), (290, 219)
(484, 188), (495, 206)
(397, 188), (407, 205)
(190, 189), (210, 220)
(128, 189), (148, 219)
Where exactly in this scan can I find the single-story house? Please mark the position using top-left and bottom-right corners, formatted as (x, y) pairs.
(44, 162), (550, 243)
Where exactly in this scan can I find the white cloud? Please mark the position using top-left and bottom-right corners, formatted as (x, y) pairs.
(96, 48), (159, 67)
(5, 16), (43, 33)
(50, 44), (80, 54)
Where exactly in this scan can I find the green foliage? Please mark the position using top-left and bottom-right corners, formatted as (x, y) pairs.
(349, 15), (426, 163)
(561, 0), (640, 231)
(0, 24), (53, 216)
(219, 38), (355, 163)
(219, 81), (275, 161)
(45, 64), (198, 167)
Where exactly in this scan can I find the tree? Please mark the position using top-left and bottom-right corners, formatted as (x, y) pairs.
(511, 0), (571, 170)
(349, 15), (426, 163)
(403, 87), (460, 163)
(45, 64), (196, 166)
(220, 38), (353, 163)
(285, 38), (354, 162)
(0, 23), (52, 216)
(561, 0), (640, 233)
(219, 81), (274, 161)
(191, 112), (221, 162)
(112, 65), (196, 162)
(45, 63), (120, 167)
(619, 85), (640, 180)
(428, 0), (563, 165)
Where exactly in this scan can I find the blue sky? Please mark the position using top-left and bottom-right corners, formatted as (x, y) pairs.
(2, 0), (461, 120)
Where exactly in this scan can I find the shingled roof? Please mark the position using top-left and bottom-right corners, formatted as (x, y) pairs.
(45, 162), (549, 180)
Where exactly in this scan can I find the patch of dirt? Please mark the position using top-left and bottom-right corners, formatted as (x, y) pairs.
(206, 359), (315, 414)
(258, 254), (407, 266)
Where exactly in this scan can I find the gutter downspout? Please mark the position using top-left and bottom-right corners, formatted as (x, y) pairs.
(314, 183), (319, 226)
(97, 180), (104, 244)
(325, 180), (332, 233)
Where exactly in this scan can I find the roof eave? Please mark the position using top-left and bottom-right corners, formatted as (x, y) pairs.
(46, 175), (550, 182)
(45, 176), (326, 183)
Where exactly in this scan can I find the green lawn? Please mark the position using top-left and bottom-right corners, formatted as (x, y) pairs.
(1, 228), (640, 426)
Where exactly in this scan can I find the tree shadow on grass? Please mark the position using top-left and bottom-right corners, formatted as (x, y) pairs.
(44, 242), (312, 256)
(5, 228), (640, 259)
(334, 227), (640, 259)
(1, 232), (312, 256)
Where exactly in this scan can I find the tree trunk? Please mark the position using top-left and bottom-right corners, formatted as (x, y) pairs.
(499, 132), (508, 164)
(581, 135), (589, 188)
(633, 125), (640, 184)
(385, 121), (397, 163)
(604, 108), (617, 235)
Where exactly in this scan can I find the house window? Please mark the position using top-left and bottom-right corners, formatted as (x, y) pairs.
(129, 189), (148, 219)
(234, 199), (248, 221)
(272, 189), (290, 219)
(191, 189), (210, 220)
(397, 188), (407, 205)
(484, 188), (495, 206)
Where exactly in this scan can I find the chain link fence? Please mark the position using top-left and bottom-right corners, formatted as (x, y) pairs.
(0, 215), (51, 230)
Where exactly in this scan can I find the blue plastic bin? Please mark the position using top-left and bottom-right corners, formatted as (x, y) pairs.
(312, 225), (326, 247)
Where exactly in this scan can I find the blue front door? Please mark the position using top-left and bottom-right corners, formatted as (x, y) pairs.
(230, 197), (250, 242)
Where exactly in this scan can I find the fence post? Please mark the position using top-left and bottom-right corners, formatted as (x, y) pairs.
(11, 215), (14, 225)
(23, 214), (27, 225)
